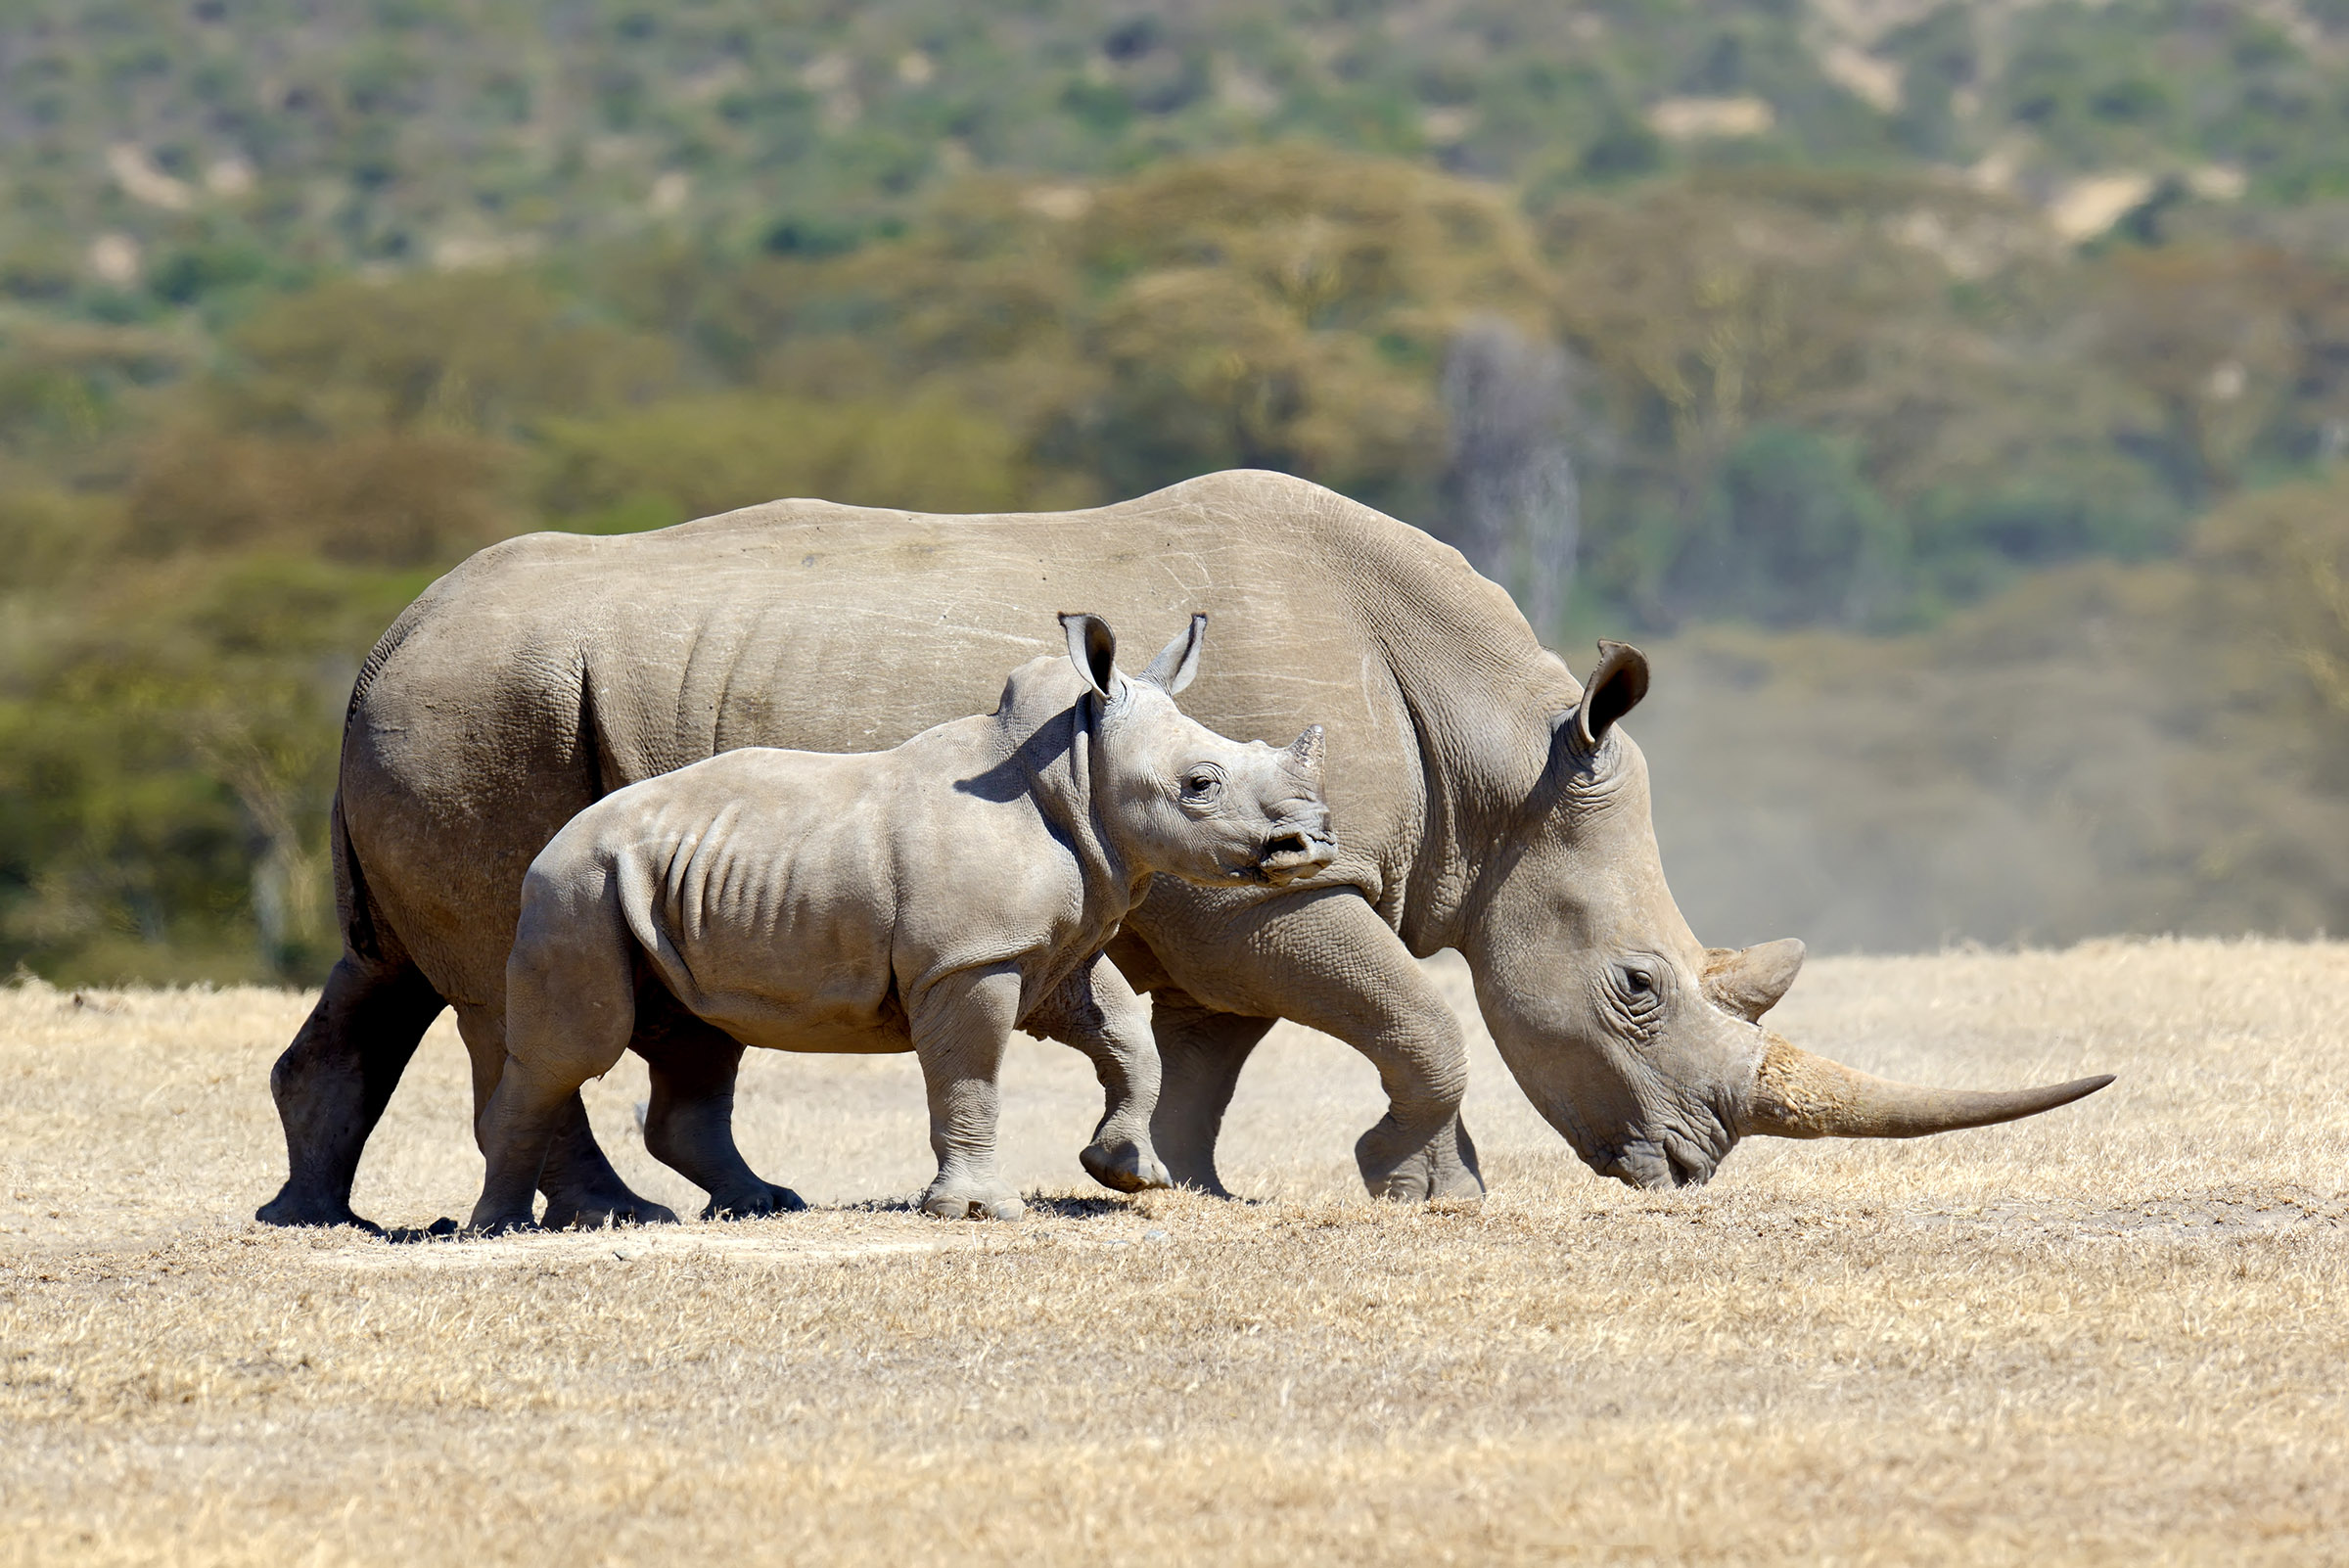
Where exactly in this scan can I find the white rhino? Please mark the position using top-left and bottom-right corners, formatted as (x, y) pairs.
(259, 471), (2109, 1231)
(470, 612), (1331, 1229)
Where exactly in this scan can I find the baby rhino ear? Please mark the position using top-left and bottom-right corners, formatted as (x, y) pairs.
(1059, 612), (1119, 700)
(1139, 613), (1208, 694)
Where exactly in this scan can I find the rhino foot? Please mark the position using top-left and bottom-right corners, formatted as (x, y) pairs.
(541, 1193), (680, 1230)
(1355, 1119), (1486, 1204)
(1167, 1168), (1235, 1200)
(702, 1183), (806, 1221)
(920, 1178), (1026, 1222)
(255, 1186), (383, 1234)
(1080, 1138), (1173, 1195)
(465, 1211), (543, 1237)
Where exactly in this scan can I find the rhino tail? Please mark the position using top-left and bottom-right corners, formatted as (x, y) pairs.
(330, 790), (383, 964)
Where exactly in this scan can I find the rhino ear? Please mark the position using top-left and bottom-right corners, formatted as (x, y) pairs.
(1139, 613), (1207, 694)
(1703, 939), (1805, 1022)
(1059, 612), (1120, 700)
(1573, 639), (1650, 748)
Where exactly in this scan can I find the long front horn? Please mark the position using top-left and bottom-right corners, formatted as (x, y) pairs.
(1743, 1033), (2114, 1139)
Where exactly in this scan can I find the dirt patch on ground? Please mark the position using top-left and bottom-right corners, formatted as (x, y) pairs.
(1904, 1193), (2349, 1238)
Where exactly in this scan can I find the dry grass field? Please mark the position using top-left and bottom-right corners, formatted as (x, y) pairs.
(3, 941), (2346, 1565)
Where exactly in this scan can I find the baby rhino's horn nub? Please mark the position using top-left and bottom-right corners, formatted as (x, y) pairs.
(1289, 725), (1325, 771)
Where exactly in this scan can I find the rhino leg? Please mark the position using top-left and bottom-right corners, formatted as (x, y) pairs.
(1141, 996), (1273, 1197)
(1135, 887), (1484, 1203)
(257, 953), (445, 1230)
(1028, 952), (1171, 1196)
(468, 901), (654, 1232)
(635, 1018), (806, 1220)
(456, 996), (679, 1231)
(911, 964), (1027, 1221)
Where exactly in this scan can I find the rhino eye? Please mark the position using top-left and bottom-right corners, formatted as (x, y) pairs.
(1605, 960), (1667, 1033)
(1616, 963), (1664, 1014)
(1180, 769), (1222, 802)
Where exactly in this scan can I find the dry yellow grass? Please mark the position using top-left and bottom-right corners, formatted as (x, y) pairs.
(3, 942), (2346, 1565)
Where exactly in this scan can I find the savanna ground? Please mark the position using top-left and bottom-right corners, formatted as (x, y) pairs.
(2, 942), (2345, 1565)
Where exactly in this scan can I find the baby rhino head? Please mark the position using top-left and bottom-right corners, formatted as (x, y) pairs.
(1060, 612), (1334, 889)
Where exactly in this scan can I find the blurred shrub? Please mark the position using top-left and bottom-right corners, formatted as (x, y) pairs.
(1677, 424), (1909, 629)
(219, 272), (676, 438)
(1071, 147), (1548, 503)
(126, 426), (518, 566)
(0, 555), (424, 984)
(661, 147), (1553, 516)
(2195, 471), (2349, 765)
(0, 484), (125, 588)
(0, 319), (197, 455)
(534, 391), (1057, 526)
(1543, 175), (1949, 470)
(1537, 171), (2349, 628)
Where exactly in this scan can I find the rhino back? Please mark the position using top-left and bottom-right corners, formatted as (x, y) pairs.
(343, 471), (1563, 1006)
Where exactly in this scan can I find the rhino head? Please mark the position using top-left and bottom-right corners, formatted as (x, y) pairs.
(1060, 611), (1336, 890)
(1461, 640), (2113, 1190)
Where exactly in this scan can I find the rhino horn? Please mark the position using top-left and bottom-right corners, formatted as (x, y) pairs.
(1703, 938), (1805, 1022)
(1743, 1031), (2115, 1140)
(1288, 723), (1325, 772)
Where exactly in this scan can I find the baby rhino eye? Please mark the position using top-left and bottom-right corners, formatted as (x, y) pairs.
(1181, 770), (1221, 801)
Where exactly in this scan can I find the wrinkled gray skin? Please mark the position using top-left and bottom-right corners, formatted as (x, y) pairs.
(470, 612), (1333, 1230)
(260, 470), (2110, 1232)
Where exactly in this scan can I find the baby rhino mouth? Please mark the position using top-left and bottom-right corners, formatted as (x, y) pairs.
(1256, 827), (1337, 885)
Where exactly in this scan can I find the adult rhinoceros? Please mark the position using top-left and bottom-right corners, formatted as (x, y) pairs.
(258, 470), (2110, 1230)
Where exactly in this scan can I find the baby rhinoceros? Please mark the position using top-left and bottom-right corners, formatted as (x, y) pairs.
(468, 612), (1334, 1230)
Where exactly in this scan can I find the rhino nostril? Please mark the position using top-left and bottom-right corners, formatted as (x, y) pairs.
(1265, 834), (1311, 858)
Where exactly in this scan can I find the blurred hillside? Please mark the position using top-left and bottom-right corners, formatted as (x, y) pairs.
(3, 1), (2348, 980)
(1642, 481), (2349, 949)
(17, 0), (2349, 274)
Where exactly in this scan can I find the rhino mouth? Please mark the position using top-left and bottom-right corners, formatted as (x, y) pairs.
(1592, 1132), (1726, 1190)
(1256, 829), (1337, 885)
